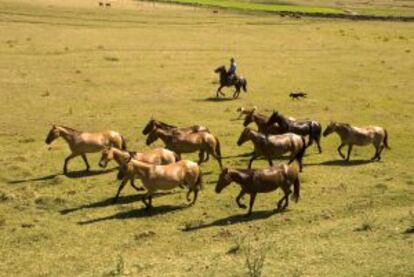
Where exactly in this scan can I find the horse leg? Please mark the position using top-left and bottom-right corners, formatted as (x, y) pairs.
(81, 154), (90, 172)
(281, 186), (291, 210)
(246, 193), (257, 216)
(130, 178), (145, 191)
(63, 153), (79, 175)
(247, 154), (259, 169)
(268, 158), (274, 166)
(316, 137), (322, 153)
(198, 151), (205, 165)
(191, 189), (199, 205)
(346, 145), (353, 161)
(337, 143), (346, 159)
(376, 145), (385, 161)
(216, 86), (225, 97)
(113, 178), (128, 203)
(236, 190), (247, 209)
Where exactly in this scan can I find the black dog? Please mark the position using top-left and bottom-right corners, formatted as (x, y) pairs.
(289, 92), (307, 100)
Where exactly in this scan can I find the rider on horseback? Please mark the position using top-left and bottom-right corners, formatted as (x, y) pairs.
(227, 57), (237, 84)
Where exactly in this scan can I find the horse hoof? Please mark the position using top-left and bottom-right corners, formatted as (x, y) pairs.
(239, 204), (247, 209)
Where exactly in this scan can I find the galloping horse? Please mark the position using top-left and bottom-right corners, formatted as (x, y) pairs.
(214, 65), (247, 99)
(118, 158), (202, 210)
(266, 111), (323, 153)
(237, 127), (307, 171)
(45, 125), (126, 174)
(323, 121), (390, 161)
(142, 118), (210, 136)
(243, 110), (283, 135)
(146, 127), (223, 169)
(99, 147), (180, 203)
(215, 164), (300, 215)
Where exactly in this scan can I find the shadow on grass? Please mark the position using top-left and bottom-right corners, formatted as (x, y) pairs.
(182, 209), (289, 232)
(222, 152), (254, 160)
(8, 168), (117, 184)
(305, 159), (373, 167)
(77, 204), (188, 225)
(60, 191), (177, 214)
(193, 97), (236, 102)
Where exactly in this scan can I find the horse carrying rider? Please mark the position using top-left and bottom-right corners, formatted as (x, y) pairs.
(227, 57), (237, 83)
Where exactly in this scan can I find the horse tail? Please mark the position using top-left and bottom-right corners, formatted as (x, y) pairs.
(195, 170), (203, 190)
(307, 122), (314, 147)
(294, 136), (307, 171)
(120, 135), (127, 150)
(383, 129), (391, 149)
(242, 79), (247, 92)
(292, 176), (300, 203)
(214, 136), (222, 158)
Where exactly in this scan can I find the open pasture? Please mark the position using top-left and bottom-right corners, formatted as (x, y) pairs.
(0, 0), (413, 276)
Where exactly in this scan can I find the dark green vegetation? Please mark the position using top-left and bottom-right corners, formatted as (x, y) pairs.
(0, 0), (413, 275)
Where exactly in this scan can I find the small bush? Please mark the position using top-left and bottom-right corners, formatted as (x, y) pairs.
(244, 240), (269, 277)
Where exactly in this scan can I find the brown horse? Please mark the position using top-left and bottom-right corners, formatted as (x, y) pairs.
(237, 127), (307, 171)
(243, 110), (282, 134)
(266, 111), (323, 153)
(99, 147), (180, 202)
(118, 158), (202, 210)
(323, 121), (390, 161)
(142, 118), (210, 136)
(214, 65), (247, 99)
(45, 125), (126, 174)
(215, 164), (300, 215)
(146, 127), (223, 169)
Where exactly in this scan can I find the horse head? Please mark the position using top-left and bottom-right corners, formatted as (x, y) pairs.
(214, 65), (226, 74)
(243, 110), (255, 127)
(215, 168), (231, 193)
(146, 128), (160, 146)
(142, 118), (156, 135)
(237, 128), (251, 146)
(45, 125), (60, 144)
(323, 121), (337, 137)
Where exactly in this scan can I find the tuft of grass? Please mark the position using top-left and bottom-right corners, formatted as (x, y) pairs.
(103, 255), (125, 277)
(244, 240), (269, 277)
(354, 211), (377, 232)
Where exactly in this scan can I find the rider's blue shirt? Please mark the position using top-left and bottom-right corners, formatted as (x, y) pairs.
(228, 63), (237, 75)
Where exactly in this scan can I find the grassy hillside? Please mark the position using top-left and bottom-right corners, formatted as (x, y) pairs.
(0, 0), (413, 276)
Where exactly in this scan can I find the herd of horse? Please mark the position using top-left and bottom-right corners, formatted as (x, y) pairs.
(45, 109), (390, 216)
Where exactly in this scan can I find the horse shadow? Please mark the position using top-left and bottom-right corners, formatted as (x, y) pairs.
(194, 97), (235, 102)
(77, 204), (188, 225)
(7, 168), (117, 184)
(60, 191), (177, 215)
(222, 152), (254, 160)
(305, 159), (373, 167)
(182, 209), (289, 232)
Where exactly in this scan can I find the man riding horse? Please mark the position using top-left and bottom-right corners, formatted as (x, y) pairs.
(227, 57), (237, 84)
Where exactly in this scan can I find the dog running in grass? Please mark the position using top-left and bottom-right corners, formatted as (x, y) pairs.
(289, 92), (307, 100)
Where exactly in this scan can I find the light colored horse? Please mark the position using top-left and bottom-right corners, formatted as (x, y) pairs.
(237, 127), (307, 171)
(237, 106), (257, 119)
(146, 127), (223, 169)
(118, 159), (202, 210)
(45, 125), (126, 174)
(323, 121), (390, 161)
(216, 164), (300, 215)
(98, 147), (180, 202)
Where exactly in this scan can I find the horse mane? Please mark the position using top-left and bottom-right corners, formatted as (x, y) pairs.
(57, 125), (81, 134)
(337, 122), (352, 130)
(157, 120), (177, 129)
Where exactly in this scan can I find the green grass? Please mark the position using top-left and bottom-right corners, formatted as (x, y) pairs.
(0, 0), (413, 276)
(148, 0), (345, 14)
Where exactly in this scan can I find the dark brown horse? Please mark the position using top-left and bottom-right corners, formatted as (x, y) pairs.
(215, 165), (300, 215)
(243, 110), (282, 135)
(237, 128), (307, 171)
(214, 65), (247, 99)
(266, 111), (322, 153)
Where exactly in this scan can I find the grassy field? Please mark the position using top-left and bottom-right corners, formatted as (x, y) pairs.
(150, 0), (414, 17)
(0, 0), (413, 276)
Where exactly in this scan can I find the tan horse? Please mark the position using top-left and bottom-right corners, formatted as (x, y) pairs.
(146, 127), (223, 169)
(98, 147), (180, 202)
(323, 121), (390, 161)
(237, 127), (307, 171)
(215, 164), (300, 215)
(237, 106), (257, 119)
(118, 158), (202, 210)
(45, 125), (126, 174)
(243, 110), (283, 135)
